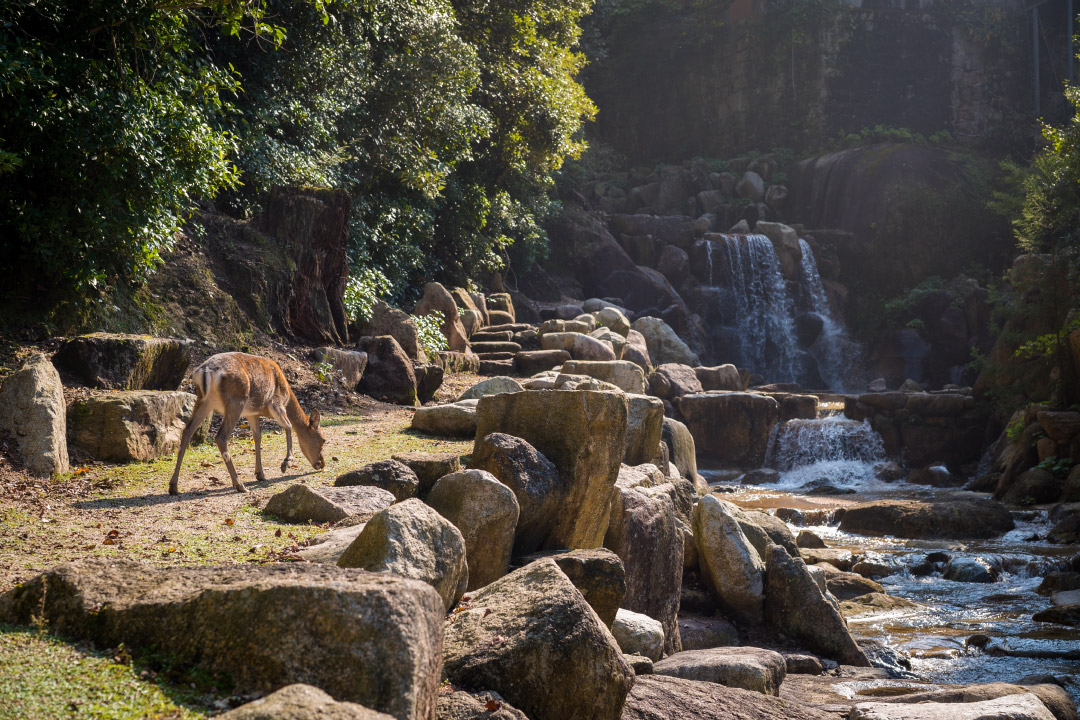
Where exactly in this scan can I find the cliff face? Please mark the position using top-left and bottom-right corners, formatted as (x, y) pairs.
(582, 0), (1030, 163)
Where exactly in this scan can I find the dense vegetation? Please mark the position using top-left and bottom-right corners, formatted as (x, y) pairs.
(0, 0), (595, 325)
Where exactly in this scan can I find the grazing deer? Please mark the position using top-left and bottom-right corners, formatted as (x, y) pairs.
(169, 352), (326, 495)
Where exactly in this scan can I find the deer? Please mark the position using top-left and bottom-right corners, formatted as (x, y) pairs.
(169, 352), (326, 495)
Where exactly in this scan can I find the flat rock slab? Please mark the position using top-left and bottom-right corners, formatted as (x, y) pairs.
(54, 333), (193, 390)
(622, 675), (837, 720)
(850, 694), (1056, 720)
(411, 401), (477, 438)
(264, 484), (395, 524)
(839, 499), (1014, 540)
(0, 559), (444, 720)
(69, 390), (207, 462)
(298, 523), (367, 564)
(218, 684), (393, 719)
(653, 647), (787, 696)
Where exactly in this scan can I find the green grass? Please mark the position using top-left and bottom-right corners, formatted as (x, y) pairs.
(0, 625), (212, 719)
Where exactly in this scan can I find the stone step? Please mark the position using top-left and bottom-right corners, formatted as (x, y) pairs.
(484, 323), (534, 334)
(470, 341), (522, 354)
(479, 359), (515, 376)
(471, 331), (513, 343)
(476, 352), (516, 361)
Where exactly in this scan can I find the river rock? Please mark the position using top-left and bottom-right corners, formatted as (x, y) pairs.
(414, 282), (470, 353)
(800, 547), (853, 571)
(943, 557), (999, 584)
(53, 333), (193, 390)
(0, 353), (69, 477)
(819, 565), (884, 600)
(427, 470), (519, 590)
(622, 675), (837, 720)
(695, 364), (742, 391)
(1032, 605), (1080, 626)
(218, 684), (394, 720)
(755, 222), (801, 280)
(692, 495), (764, 625)
(839, 499), (1015, 540)
(0, 560), (443, 719)
(849, 694), (1056, 720)
(797, 530), (827, 549)
(678, 392), (779, 467)
(410, 400), (477, 438)
(561, 360), (645, 393)
(358, 335), (418, 405)
(631, 317), (701, 366)
(540, 332), (617, 361)
(474, 391), (627, 549)
(662, 417), (700, 488)
(884, 683), (1077, 720)
(442, 558), (634, 720)
(764, 544), (869, 666)
(612, 608), (665, 661)
(605, 483), (684, 654)
(653, 647), (786, 696)
(1002, 468), (1063, 506)
(625, 394), (665, 465)
(335, 459), (421, 501)
(338, 499), (468, 611)
(840, 592), (921, 617)
(468, 433), (567, 556)
(69, 390), (203, 463)
(677, 615), (740, 650)
(265, 484), (395, 524)
(436, 690), (528, 720)
(390, 452), (461, 497)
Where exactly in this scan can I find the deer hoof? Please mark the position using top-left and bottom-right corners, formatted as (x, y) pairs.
(234, 483), (249, 494)
(255, 471), (266, 482)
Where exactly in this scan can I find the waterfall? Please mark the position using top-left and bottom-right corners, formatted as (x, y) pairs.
(716, 234), (800, 383)
(797, 238), (860, 392)
(767, 415), (886, 490)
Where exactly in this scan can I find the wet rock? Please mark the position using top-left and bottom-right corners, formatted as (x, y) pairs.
(649, 363), (703, 401)
(838, 499), (1014, 540)
(907, 464), (963, 488)
(755, 222), (801, 280)
(764, 545), (868, 666)
(849, 694), (1056, 720)
(840, 592), (921, 617)
(1002, 468), (1063, 506)
(53, 333), (193, 390)
(677, 615), (740, 650)
(217, 684), (393, 720)
(513, 349), (570, 374)
(631, 317), (700, 366)
(336, 459), (421, 501)
(442, 558), (633, 720)
(653, 647), (786, 696)
(678, 392), (779, 467)
(819, 565), (884, 600)
(390, 452), (461, 497)
(612, 608), (665, 661)
(469, 433), (567, 556)
(0, 560), (443, 718)
(411, 400), (478, 438)
(0, 354), (69, 477)
(943, 557), (999, 584)
(474, 390), (627, 549)
(436, 690), (528, 720)
(338, 499), (468, 611)
(799, 547), (853, 571)
(1032, 605), (1080, 627)
(265, 485), (395, 525)
(852, 558), (898, 579)
(358, 336), (418, 405)
(562, 360), (645, 393)
(742, 469), (781, 485)
(857, 638), (912, 677)
(1036, 573), (1080, 596)
(69, 390), (204, 463)
(1048, 511), (1080, 544)
(458, 377), (523, 402)
(622, 675), (836, 720)
(693, 495), (764, 626)
(797, 530), (827, 549)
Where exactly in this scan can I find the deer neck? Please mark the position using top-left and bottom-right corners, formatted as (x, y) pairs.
(284, 390), (310, 433)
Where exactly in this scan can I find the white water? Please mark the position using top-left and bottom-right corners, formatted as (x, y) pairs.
(797, 238), (862, 392)
(767, 415), (887, 490)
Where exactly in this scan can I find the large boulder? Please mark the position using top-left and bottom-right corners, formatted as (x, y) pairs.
(335, 459), (421, 501)
(427, 470), (520, 590)
(315, 347), (369, 389)
(442, 559), (634, 720)
(391, 452), (462, 497)
(513, 349), (571, 375)
(695, 364), (742, 392)
(561, 360), (645, 393)
(678, 392), (779, 467)
(361, 301), (424, 362)
(624, 329), (653, 372)
(53, 333), (193, 390)
(486, 293), (515, 324)
(338, 499), (468, 611)
(652, 647), (786, 696)
(755, 222), (802, 280)
(533, 549), (626, 628)
(677, 615), (740, 650)
(631, 317), (700, 366)
(849, 695), (1056, 720)
(474, 391), (628, 549)
(622, 675), (837, 720)
(69, 390), (205, 462)
(458, 377), (524, 401)
(414, 282), (470, 353)
(648, 363), (703, 401)
(468, 433), (567, 556)
(413, 363), (444, 405)
(0, 353), (69, 477)
(265, 484), (395, 524)
(611, 608), (665, 661)
(879, 682), (1077, 720)
(692, 495), (764, 625)
(358, 336), (418, 406)
(625, 394), (666, 466)
(595, 307), (631, 337)
(540, 332), (617, 361)
(662, 417), (699, 488)
(0, 560), (443, 720)
(839, 499), (1015, 540)
(591, 327), (629, 359)
(410, 400), (478, 438)
(218, 684), (394, 720)
(763, 544), (868, 666)
(605, 483), (684, 654)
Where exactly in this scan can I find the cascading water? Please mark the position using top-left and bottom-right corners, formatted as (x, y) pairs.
(797, 238), (862, 392)
(767, 415), (886, 491)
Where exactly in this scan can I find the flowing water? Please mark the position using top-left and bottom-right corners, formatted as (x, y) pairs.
(797, 238), (863, 393)
(766, 415), (887, 492)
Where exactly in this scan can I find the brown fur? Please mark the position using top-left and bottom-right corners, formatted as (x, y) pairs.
(169, 352), (326, 495)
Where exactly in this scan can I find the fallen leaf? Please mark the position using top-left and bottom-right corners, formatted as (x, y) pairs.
(484, 699), (501, 712)
(74, 467), (89, 476)
(274, 529), (282, 537)
(102, 537), (116, 546)
(224, 518), (234, 526)
(106, 529), (120, 538)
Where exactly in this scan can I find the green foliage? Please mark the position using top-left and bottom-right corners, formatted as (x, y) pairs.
(1036, 455), (1075, 479)
(343, 268), (393, 323)
(412, 313), (448, 356)
(1005, 415), (1025, 442)
(313, 361), (336, 383)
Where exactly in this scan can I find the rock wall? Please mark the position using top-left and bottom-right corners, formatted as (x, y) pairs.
(584, 0), (1030, 163)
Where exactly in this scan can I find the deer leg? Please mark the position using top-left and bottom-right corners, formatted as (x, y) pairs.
(273, 405), (294, 474)
(251, 416), (266, 482)
(169, 400), (213, 496)
(217, 402), (247, 493)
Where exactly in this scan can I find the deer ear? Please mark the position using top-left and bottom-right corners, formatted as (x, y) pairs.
(309, 409), (321, 429)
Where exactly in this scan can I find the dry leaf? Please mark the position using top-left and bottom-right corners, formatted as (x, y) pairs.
(274, 529), (282, 537)
(224, 518), (234, 526)
(484, 699), (500, 712)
